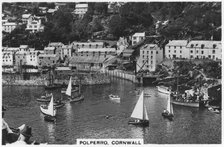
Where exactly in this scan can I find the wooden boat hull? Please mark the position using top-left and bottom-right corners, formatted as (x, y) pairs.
(36, 98), (50, 102)
(44, 115), (56, 122)
(61, 88), (78, 94)
(40, 105), (56, 116)
(109, 95), (120, 100)
(44, 85), (61, 90)
(54, 102), (65, 108)
(157, 86), (171, 95)
(162, 112), (174, 120)
(171, 100), (199, 108)
(128, 120), (149, 127)
(69, 95), (84, 103)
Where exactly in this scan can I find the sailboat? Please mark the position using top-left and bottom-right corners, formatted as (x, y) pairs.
(66, 76), (84, 103)
(44, 69), (61, 90)
(162, 95), (174, 120)
(128, 91), (149, 126)
(40, 95), (56, 122)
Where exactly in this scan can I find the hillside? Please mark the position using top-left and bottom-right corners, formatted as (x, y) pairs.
(2, 2), (221, 49)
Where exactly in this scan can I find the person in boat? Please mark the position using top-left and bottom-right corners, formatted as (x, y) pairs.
(2, 106), (19, 145)
(163, 109), (169, 114)
(12, 126), (33, 145)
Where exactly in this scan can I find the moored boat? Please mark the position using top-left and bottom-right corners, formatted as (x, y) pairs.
(44, 84), (61, 90)
(162, 95), (174, 121)
(157, 85), (171, 95)
(36, 93), (52, 102)
(171, 97), (199, 108)
(69, 95), (84, 103)
(40, 95), (56, 122)
(61, 87), (78, 94)
(128, 91), (149, 127)
(109, 94), (120, 100)
(65, 76), (84, 103)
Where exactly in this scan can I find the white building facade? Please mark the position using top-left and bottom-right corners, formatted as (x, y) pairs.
(165, 40), (189, 59)
(165, 40), (221, 61)
(26, 16), (44, 33)
(132, 32), (145, 46)
(137, 44), (163, 72)
(73, 4), (88, 18)
(2, 22), (17, 33)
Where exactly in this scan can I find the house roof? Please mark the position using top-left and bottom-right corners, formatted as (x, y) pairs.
(48, 42), (64, 47)
(141, 44), (158, 50)
(70, 56), (108, 64)
(3, 22), (17, 26)
(20, 45), (28, 49)
(38, 54), (57, 57)
(22, 14), (31, 19)
(133, 32), (145, 37)
(75, 4), (88, 8)
(186, 40), (221, 49)
(166, 40), (188, 46)
(72, 42), (104, 46)
(55, 67), (71, 71)
(47, 9), (57, 13)
(44, 47), (55, 50)
(78, 48), (116, 52)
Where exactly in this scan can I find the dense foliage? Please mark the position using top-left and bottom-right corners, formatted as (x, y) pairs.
(2, 2), (221, 49)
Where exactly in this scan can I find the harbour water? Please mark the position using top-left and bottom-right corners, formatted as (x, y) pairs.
(2, 78), (221, 144)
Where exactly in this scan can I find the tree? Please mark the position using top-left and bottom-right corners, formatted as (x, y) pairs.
(108, 15), (127, 38)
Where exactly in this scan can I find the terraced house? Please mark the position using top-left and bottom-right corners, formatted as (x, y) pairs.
(165, 40), (221, 61)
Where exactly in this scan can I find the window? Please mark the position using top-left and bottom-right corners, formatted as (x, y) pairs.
(174, 50), (176, 53)
(201, 44), (204, 49)
(142, 50), (144, 54)
(156, 51), (158, 54)
(190, 50), (193, 53)
(208, 55), (211, 58)
(147, 51), (149, 54)
(143, 55), (144, 58)
(133, 37), (137, 40)
(174, 46), (176, 49)
(151, 61), (153, 64)
(191, 44), (194, 48)
(180, 46), (182, 49)
(190, 55), (193, 58)
(169, 46), (170, 49)
(180, 51), (182, 53)
(212, 50), (215, 54)
(201, 51), (204, 54)
(151, 56), (153, 59)
(213, 55), (215, 59)
(169, 50), (170, 53)
(196, 50), (198, 53)
(213, 44), (217, 49)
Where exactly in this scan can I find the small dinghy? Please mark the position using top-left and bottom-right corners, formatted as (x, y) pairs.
(109, 94), (120, 100)
(37, 93), (52, 102)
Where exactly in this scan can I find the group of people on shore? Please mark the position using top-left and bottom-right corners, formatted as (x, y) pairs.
(2, 106), (41, 145)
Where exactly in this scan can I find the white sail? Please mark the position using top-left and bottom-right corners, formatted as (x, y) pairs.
(167, 95), (171, 113)
(130, 92), (144, 120)
(48, 95), (55, 116)
(66, 77), (72, 97)
(170, 101), (174, 115)
(40, 95), (56, 116)
(143, 105), (149, 120)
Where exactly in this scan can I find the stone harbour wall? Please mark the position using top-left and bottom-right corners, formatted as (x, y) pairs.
(2, 73), (111, 86)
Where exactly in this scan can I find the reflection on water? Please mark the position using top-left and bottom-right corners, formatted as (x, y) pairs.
(2, 78), (221, 144)
(47, 123), (56, 143)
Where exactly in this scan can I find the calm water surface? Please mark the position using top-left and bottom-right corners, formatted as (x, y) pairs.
(2, 78), (221, 144)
